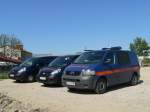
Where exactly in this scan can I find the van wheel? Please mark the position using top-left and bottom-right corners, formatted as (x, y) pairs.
(43, 83), (49, 87)
(16, 80), (21, 83)
(95, 79), (107, 94)
(28, 75), (34, 82)
(130, 74), (139, 86)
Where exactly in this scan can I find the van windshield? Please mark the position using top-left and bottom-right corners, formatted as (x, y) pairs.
(74, 51), (105, 64)
(20, 58), (38, 67)
(48, 56), (73, 67)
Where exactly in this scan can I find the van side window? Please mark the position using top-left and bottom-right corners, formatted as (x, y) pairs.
(104, 52), (115, 64)
(117, 52), (131, 65)
(37, 59), (45, 67)
(43, 57), (55, 65)
(41, 57), (54, 66)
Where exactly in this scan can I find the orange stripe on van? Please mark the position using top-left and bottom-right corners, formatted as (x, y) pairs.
(96, 66), (140, 76)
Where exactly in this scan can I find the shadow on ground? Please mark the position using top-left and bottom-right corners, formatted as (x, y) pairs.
(13, 80), (35, 84)
(41, 84), (63, 88)
(68, 80), (144, 95)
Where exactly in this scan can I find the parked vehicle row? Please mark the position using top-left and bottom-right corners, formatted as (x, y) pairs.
(9, 56), (57, 82)
(9, 47), (140, 94)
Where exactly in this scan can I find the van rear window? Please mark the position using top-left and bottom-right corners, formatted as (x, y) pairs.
(117, 52), (131, 65)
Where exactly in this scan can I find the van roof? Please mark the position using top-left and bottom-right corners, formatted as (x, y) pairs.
(32, 55), (57, 58)
(84, 47), (132, 53)
(58, 54), (79, 57)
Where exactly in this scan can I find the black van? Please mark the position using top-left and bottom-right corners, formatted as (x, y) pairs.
(36, 55), (79, 86)
(9, 56), (57, 82)
(62, 47), (140, 94)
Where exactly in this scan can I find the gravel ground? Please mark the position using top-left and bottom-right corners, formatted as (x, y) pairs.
(0, 67), (150, 112)
(0, 93), (47, 112)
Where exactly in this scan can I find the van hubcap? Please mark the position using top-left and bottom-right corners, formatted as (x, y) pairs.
(99, 82), (105, 90)
(132, 76), (138, 84)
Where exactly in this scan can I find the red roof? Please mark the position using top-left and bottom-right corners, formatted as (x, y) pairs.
(0, 55), (21, 64)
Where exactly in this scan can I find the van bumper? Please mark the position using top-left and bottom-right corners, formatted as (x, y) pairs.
(9, 72), (27, 81)
(62, 75), (96, 90)
(37, 75), (61, 85)
(37, 78), (59, 85)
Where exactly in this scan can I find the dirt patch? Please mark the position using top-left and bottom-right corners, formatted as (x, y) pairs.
(0, 93), (47, 112)
(0, 67), (150, 112)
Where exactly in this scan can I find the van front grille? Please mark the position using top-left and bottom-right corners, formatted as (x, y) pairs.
(63, 78), (80, 82)
(66, 71), (81, 76)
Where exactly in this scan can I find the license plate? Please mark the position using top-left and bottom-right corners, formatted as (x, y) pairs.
(40, 77), (46, 80)
(66, 82), (75, 86)
(10, 74), (14, 77)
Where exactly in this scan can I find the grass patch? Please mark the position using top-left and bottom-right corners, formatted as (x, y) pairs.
(0, 71), (9, 80)
(142, 58), (150, 66)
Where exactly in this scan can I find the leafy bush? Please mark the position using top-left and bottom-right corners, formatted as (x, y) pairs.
(0, 66), (12, 80)
(0, 72), (9, 79)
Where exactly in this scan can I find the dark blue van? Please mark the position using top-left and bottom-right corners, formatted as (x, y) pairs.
(9, 56), (57, 82)
(36, 55), (79, 86)
(62, 47), (140, 94)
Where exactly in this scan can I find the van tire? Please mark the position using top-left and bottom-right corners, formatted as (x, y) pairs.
(43, 83), (50, 87)
(95, 79), (107, 94)
(130, 74), (139, 86)
(28, 75), (34, 82)
(16, 80), (21, 83)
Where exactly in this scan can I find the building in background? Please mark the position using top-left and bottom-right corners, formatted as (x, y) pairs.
(0, 44), (32, 63)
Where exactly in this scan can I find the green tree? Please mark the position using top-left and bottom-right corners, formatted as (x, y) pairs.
(0, 34), (22, 47)
(0, 34), (9, 47)
(130, 37), (150, 56)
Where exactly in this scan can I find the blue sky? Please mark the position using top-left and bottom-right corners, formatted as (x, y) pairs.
(0, 0), (150, 55)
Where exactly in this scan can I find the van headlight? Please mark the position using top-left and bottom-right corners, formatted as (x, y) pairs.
(18, 67), (26, 73)
(51, 69), (61, 75)
(82, 69), (95, 76)
(49, 69), (61, 78)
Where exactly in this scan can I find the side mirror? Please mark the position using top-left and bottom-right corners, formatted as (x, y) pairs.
(104, 59), (112, 64)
